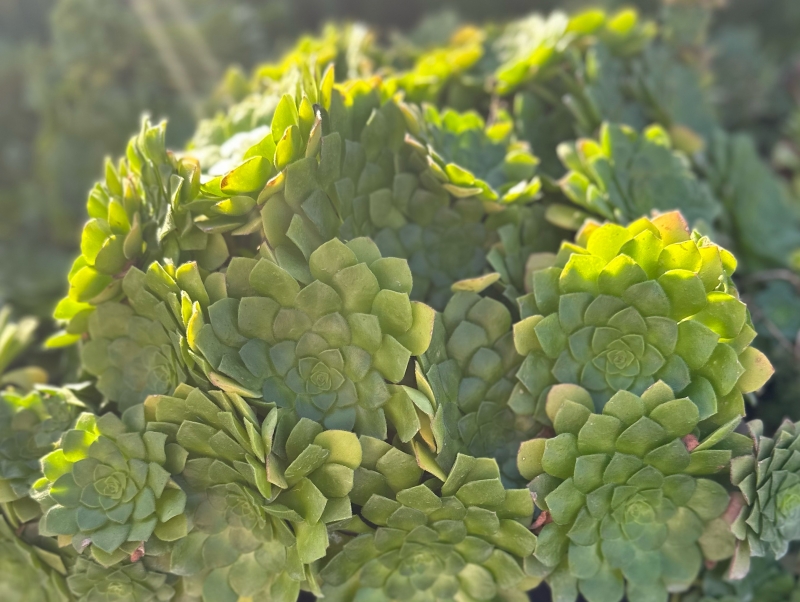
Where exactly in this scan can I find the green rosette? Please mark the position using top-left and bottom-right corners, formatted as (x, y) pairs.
(145, 384), (362, 601)
(416, 105), (541, 206)
(556, 123), (720, 228)
(191, 23), (375, 163)
(50, 120), (230, 347)
(66, 556), (174, 602)
(517, 381), (749, 602)
(35, 406), (188, 567)
(420, 287), (537, 484)
(386, 25), (487, 110)
(730, 419), (800, 574)
(321, 448), (539, 601)
(78, 254), (232, 409)
(0, 386), (83, 524)
(51, 67), (337, 350)
(510, 212), (774, 430)
(499, 8), (713, 176)
(80, 303), (188, 411)
(170, 237), (435, 438)
(240, 77), (542, 310)
(186, 66), (337, 270)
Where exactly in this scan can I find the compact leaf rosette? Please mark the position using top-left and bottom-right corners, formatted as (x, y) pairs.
(730, 419), (800, 572)
(145, 384), (362, 601)
(0, 386), (83, 524)
(35, 406), (188, 567)
(173, 237), (435, 437)
(510, 212), (773, 430)
(557, 123), (720, 227)
(79, 301), (188, 411)
(517, 381), (747, 602)
(50, 120), (231, 348)
(421, 288), (537, 483)
(321, 449), (539, 601)
(66, 557), (174, 602)
(197, 77), (541, 311)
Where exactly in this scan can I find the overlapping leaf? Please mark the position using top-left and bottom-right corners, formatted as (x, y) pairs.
(518, 381), (748, 602)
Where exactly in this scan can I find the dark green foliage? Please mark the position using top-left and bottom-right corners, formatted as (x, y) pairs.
(681, 556), (800, 602)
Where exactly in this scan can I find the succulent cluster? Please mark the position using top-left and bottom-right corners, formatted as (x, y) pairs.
(145, 384), (363, 600)
(6, 1), (800, 602)
(34, 405), (188, 567)
(730, 420), (800, 569)
(176, 237), (434, 436)
(321, 451), (538, 601)
(558, 123), (719, 228)
(518, 381), (745, 602)
(0, 386), (83, 524)
(511, 213), (773, 429)
(420, 287), (534, 483)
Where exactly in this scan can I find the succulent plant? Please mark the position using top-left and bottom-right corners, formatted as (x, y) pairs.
(492, 11), (574, 96)
(557, 123), (720, 228)
(499, 7), (720, 179)
(80, 302), (188, 411)
(420, 287), (538, 484)
(8, 6), (800, 602)
(494, 9), (655, 103)
(193, 74), (541, 313)
(416, 105), (541, 206)
(191, 23), (377, 164)
(78, 254), (236, 410)
(145, 384), (361, 601)
(387, 25), (487, 111)
(730, 419), (800, 571)
(486, 204), (569, 301)
(361, 99), (540, 310)
(35, 405), (188, 567)
(240, 76), (540, 310)
(501, 14), (649, 176)
(190, 68), (338, 272)
(517, 381), (748, 602)
(66, 557), (174, 602)
(321, 450), (538, 601)
(510, 212), (774, 430)
(49, 119), (230, 347)
(0, 386), (83, 524)
(0, 514), (71, 602)
(169, 237), (434, 437)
